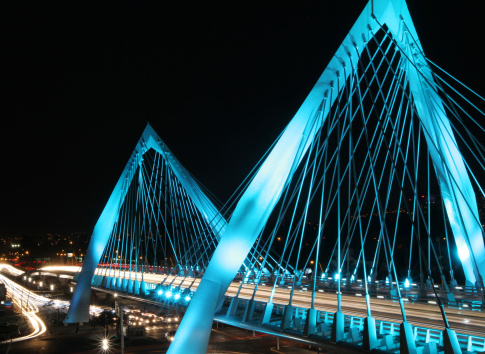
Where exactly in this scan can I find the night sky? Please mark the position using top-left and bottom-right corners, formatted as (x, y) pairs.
(3, 1), (485, 235)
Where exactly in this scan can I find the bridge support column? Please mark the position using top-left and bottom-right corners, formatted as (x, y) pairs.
(134, 280), (140, 295)
(303, 308), (317, 336)
(400, 322), (417, 354)
(122, 278), (128, 292)
(116, 277), (123, 291)
(443, 328), (462, 354)
(111, 277), (117, 289)
(362, 316), (377, 351)
(226, 296), (239, 317)
(330, 311), (344, 343)
(140, 281), (146, 295)
(106, 276), (112, 289)
(280, 304), (294, 330)
(242, 299), (256, 322)
(127, 279), (134, 294)
(260, 301), (273, 325)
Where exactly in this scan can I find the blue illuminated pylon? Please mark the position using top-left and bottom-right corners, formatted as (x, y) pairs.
(168, 0), (484, 353)
(65, 124), (227, 323)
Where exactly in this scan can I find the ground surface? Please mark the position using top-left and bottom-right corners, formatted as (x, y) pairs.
(0, 309), (321, 353)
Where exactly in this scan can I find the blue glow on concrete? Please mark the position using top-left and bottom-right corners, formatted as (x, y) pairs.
(66, 124), (229, 323)
(171, 1), (485, 350)
(458, 244), (470, 262)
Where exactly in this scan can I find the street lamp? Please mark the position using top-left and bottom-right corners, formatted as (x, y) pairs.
(50, 284), (54, 291)
(101, 338), (109, 351)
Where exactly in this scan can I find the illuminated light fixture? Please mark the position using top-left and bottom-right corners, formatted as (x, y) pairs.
(404, 278), (411, 288)
(102, 338), (109, 351)
(158, 289), (163, 296)
(165, 291), (172, 298)
(114, 293), (118, 297)
(185, 295), (191, 302)
(174, 293), (180, 300)
(334, 273), (340, 280)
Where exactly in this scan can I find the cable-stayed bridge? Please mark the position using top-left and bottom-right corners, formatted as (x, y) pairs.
(64, 0), (485, 353)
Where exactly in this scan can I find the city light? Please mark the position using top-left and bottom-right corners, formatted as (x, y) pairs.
(165, 291), (172, 298)
(158, 289), (163, 296)
(185, 295), (191, 302)
(404, 278), (411, 288)
(102, 338), (109, 351)
(174, 293), (180, 300)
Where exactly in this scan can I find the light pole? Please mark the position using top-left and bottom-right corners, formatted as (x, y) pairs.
(120, 304), (124, 354)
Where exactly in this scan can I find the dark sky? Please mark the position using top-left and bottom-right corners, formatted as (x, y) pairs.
(3, 1), (485, 235)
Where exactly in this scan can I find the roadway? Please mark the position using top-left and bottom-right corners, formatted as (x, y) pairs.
(89, 269), (485, 338)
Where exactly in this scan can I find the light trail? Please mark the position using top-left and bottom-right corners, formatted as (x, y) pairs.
(0, 273), (102, 344)
(0, 264), (25, 277)
(0, 273), (48, 343)
(86, 269), (485, 337)
(31, 266), (485, 337)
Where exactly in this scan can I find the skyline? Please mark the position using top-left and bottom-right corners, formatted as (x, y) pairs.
(3, 1), (485, 234)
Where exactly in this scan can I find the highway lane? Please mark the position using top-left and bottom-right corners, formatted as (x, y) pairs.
(18, 265), (484, 338)
(89, 269), (485, 338)
(0, 273), (105, 344)
(0, 273), (48, 343)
